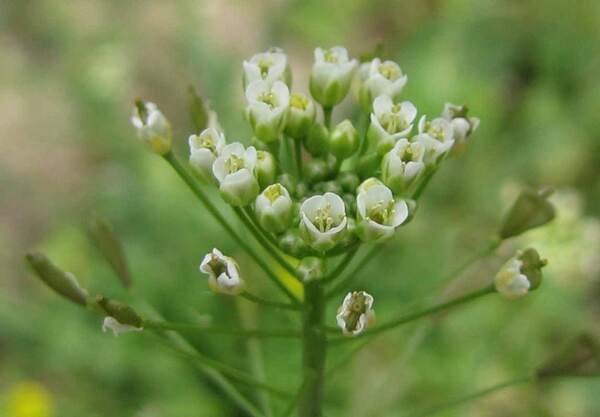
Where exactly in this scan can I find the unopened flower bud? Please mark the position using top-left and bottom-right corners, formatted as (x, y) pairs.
(130, 100), (172, 155)
(297, 257), (325, 282)
(213, 143), (260, 206)
(255, 150), (277, 189)
(359, 58), (408, 112)
(368, 96), (417, 156)
(494, 248), (547, 299)
(300, 192), (347, 252)
(243, 47), (291, 89)
(336, 291), (375, 336)
(189, 128), (226, 182)
(310, 46), (358, 107)
(285, 92), (316, 140)
(304, 158), (330, 184)
(25, 252), (88, 306)
(95, 295), (143, 335)
(381, 139), (426, 195)
(245, 80), (290, 143)
(499, 188), (555, 239)
(415, 116), (455, 165)
(279, 229), (311, 257)
(442, 103), (480, 153)
(337, 172), (360, 193)
(330, 119), (359, 159)
(356, 182), (410, 241)
(356, 153), (382, 179)
(255, 183), (293, 234)
(304, 123), (329, 157)
(200, 248), (245, 295)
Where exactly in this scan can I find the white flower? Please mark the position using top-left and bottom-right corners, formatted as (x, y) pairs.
(441, 102), (480, 149)
(102, 317), (143, 337)
(356, 182), (409, 241)
(357, 177), (385, 195)
(200, 248), (244, 295)
(381, 139), (426, 195)
(212, 142), (259, 206)
(359, 58), (408, 111)
(246, 80), (290, 143)
(188, 128), (226, 182)
(415, 115), (455, 164)
(243, 47), (290, 88)
(255, 183), (293, 234)
(368, 95), (417, 155)
(336, 291), (375, 336)
(309, 46), (358, 107)
(299, 192), (347, 252)
(130, 101), (172, 155)
(494, 257), (531, 299)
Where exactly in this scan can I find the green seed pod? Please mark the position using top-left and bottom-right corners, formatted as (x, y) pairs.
(304, 123), (329, 157)
(95, 296), (143, 328)
(25, 252), (88, 306)
(330, 119), (359, 159)
(499, 188), (555, 239)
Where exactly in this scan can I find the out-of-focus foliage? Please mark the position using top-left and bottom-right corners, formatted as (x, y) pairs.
(1, 0), (599, 416)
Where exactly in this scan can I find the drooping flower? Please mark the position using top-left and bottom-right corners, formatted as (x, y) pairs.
(356, 182), (409, 241)
(442, 102), (480, 152)
(200, 248), (245, 295)
(243, 47), (291, 88)
(246, 80), (290, 143)
(212, 142), (259, 206)
(336, 291), (375, 336)
(299, 192), (347, 252)
(359, 58), (408, 111)
(188, 127), (226, 182)
(368, 95), (417, 155)
(255, 183), (293, 234)
(130, 100), (172, 155)
(494, 248), (547, 299)
(381, 139), (426, 195)
(309, 46), (358, 107)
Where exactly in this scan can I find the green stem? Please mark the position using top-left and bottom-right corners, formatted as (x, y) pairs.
(326, 245), (378, 299)
(323, 106), (333, 129)
(279, 373), (314, 417)
(443, 237), (503, 284)
(154, 334), (293, 399)
(241, 291), (301, 311)
(321, 247), (359, 285)
(411, 166), (438, 200)
(299, 281), (326, 417)
(163, 152), (299, 304)
(145, 320), (301, 339)
(331, 285), (495, 343)
(235, 207), (301, 282)
(407, 375), (533, 417)
(295, 139), (304, 180)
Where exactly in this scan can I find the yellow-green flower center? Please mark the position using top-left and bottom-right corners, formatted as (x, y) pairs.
(259, 91), (278, 108)
(378, 62), (400, 80)
(258, 58), (273, 77)
(313, 204), (335, 232)
(208, 255), (228, 277)
(367, 200), (395, 225)
(290, 93), (309, 110)
(324, 50), (339, 63)
(225, 154), (245, 174)
(197, 134), (217, 154)
(345, 292), (368, 331)
(264, 184), (283, 204)
(381, 113), (408, 134)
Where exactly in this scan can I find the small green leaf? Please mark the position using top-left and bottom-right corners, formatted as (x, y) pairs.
(88, 215), (132, 288)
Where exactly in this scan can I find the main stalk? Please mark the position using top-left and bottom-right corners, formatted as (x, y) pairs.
(299, 280), (326, 417)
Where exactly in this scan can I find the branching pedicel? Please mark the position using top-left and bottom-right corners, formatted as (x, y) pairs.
(29, 46), (589, 417)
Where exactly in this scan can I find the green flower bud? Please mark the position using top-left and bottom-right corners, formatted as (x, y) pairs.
(279, 229), (311, 258)
(285, 92), (316, 140)
(255, 150), (277, 189)
(330, 120), (359, 159)
(356, 153), (382, 180)
(494, 248), (547, 299)
(295, 181), (309, 199)
(304, 158), (330, 184)
(25, 252), (88, 306)
(255, 184), (293, 234)
(309, 47), (358, 107)
(337, 172), (360, 193)
(297, 257), (325, 282)
(499, 188), (555, 239)
(304, 123), (329, 157)
(130, 100), (172, 155)
(95, 295), (143, 328)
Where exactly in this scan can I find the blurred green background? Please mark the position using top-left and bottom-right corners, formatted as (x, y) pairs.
(1, 0), (599, 416)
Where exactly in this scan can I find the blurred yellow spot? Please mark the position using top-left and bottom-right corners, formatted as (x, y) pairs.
(7, 381), (54, 417)
(274, 257), (304, 301)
